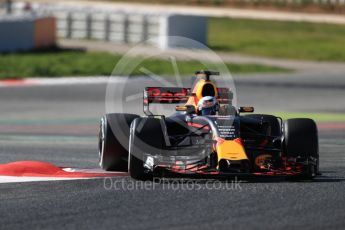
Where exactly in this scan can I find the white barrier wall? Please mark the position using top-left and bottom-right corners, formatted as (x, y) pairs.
(32, 5), (208, 50)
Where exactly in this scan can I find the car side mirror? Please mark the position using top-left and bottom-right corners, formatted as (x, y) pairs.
(238, 106), (254, 113)
(175, 105), (196, 115)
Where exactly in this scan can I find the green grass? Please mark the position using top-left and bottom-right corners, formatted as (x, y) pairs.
(0, 51), (287, 79)
(209, 17), (345, 61)
(269, 112), (345, 122)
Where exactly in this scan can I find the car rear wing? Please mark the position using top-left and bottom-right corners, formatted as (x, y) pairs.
(143, 87), (190, 116)
(144, 87), (190, 104)
(143, 87), (233, 115)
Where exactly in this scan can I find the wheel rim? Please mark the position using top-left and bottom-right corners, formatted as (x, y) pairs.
(99, 116), (106, 167)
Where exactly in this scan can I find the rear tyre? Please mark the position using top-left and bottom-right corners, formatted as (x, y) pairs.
(218, 105), (238, 116)
(284, 118), (319, 179)
(99, 113), (139, 171)
(129, 117), (165, 180)
(245, 114), (281, 136)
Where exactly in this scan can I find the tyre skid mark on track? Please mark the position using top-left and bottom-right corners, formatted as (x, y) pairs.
(0, 161), (128, 183)
(0, 125), (98, 136)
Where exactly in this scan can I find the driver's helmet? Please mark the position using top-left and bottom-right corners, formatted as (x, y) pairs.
(198, 96), (219, 115)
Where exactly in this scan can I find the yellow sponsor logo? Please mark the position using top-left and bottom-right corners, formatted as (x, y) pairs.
(255, 154), (272, 167)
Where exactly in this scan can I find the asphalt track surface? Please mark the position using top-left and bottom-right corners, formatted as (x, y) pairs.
(0, 75), (344, 230)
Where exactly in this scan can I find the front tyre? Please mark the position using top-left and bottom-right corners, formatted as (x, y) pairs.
(284, 118), (319, 179)
(128, 118), (165, 180)
(244, 114), (281, 136)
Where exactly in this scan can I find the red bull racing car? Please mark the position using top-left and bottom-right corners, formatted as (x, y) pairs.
(98, 70), (320, 180)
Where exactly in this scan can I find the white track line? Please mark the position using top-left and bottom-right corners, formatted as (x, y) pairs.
(61, 167), (127, 174)
(0, 77), (126, 87)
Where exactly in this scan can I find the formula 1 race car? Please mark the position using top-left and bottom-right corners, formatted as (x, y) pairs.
(98, 70), (319, 180)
